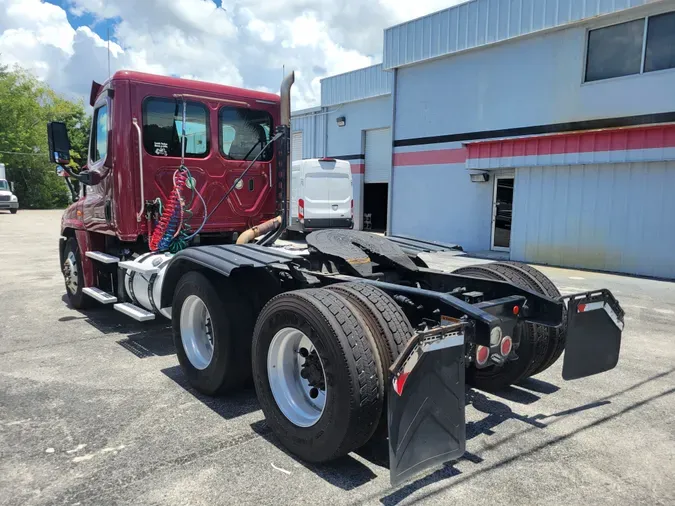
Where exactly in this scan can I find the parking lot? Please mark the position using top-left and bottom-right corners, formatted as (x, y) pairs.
(1, 209), (674, 506)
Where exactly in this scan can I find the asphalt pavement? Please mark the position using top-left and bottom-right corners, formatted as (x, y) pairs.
(1, 210), (674, 506)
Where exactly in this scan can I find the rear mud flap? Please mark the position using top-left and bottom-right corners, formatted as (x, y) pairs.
(562, 290), (625, 381)
(387, 323), (466, 487)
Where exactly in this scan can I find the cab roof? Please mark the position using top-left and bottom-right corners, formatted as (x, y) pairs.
(91, 70), (280, 106)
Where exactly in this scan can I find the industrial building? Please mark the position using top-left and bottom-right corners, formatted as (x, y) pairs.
(291, 0), (675, 279)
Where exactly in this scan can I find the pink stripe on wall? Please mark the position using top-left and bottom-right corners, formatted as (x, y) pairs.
(466, 124), (675, 160)
(350, 162), (365, 174)
(393, 147), (467, 167)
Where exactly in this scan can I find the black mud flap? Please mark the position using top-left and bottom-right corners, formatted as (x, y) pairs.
(387, 323), (466, 487)
(562, 290), (625, 381)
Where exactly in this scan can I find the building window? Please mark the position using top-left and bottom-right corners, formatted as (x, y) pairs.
(142, 98), (209, 158)
(645, 11), (675, 73)
(585, 19), (644, 82)
(219, 107), (273, 161)
(585, 11), (675, 82)
(90, 103), (108, 163)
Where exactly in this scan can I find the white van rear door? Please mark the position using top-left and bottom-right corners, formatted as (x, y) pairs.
(304, 171), (331, 221)
(329, 170), (352, 222)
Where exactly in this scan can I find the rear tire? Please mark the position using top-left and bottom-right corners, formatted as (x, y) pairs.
(497, 261), (567, 375)
(326, 282), (413, 368)
(452, 264), (546, 391)
(252, 288), (382, 462)
(172, 271), (254, 396)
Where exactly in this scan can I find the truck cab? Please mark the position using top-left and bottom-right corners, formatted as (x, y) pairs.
(0, 164), (19, 214)
(61, 70), (281, 245)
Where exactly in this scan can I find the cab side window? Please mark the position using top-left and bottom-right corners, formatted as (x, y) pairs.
(90, 103), (108, 163)
(142, 98), (209, 158)
(219, 107), (273, 161)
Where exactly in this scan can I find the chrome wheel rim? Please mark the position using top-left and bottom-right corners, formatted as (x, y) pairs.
(267, 327), (327, 427)
(63, 251), (78, 294)
(180, 295), (214, 370)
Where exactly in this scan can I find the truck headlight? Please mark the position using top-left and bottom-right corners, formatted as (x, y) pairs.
(10, 195), (17, 202)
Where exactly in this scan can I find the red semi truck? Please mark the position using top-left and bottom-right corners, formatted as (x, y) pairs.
(50, 70), (625, 486)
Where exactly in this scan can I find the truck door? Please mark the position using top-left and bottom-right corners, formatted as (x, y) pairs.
(137, 96), (214, 228)
(82, 96), (114, 232)
(217, 106), (275, 224)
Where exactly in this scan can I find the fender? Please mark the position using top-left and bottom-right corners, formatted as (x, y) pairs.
(159, 243), (297, 308)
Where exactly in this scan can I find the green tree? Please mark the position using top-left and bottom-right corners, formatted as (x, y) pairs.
(0, 64), (90, 208)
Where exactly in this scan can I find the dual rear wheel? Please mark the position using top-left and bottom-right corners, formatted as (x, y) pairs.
(173, 273), (413, 462)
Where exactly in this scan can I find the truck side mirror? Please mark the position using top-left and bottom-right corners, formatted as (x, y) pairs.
(47, 122), (71, 165)
(10, 182), (14, 192)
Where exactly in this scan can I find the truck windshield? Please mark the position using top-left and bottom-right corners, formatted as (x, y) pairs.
(219, 107), (273, 161)
(0, 180), (8, 191)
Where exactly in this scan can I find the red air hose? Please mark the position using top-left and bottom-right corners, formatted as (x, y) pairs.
(149, 170), (188, 251)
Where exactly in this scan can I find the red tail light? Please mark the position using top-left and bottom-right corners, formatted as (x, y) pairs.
(500, 336), (513, 357)
(475, 345), (490, 366)
(350, 199), (354, 217)
(298, 199), (304, 220)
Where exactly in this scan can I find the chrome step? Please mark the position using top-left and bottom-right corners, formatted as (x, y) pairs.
(113, 302), (155, 321)
(82, 287), (117, 304)
(118, 260), (159, 276)
(85, 251), (120, 264)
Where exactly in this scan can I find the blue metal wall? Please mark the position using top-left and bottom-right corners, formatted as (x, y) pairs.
(511, 161), (675, 279)
(394, 24), (675, 140)
(391, 155), (495, 251)
(325, 95), (392, 157)
(321, 64), (393, 107)
(290, 107), (326, 160)
(383, 0), (658, 70)
(390, 3), (675, 259)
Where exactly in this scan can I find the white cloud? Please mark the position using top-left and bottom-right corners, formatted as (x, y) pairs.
(0, 0), (465, 110)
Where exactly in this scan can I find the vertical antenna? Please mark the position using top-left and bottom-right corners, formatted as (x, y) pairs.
(107, 22), (111, 79)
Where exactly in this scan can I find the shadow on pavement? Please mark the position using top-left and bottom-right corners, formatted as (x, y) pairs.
(250, 420), (378, 491)
(161, 365), (260, 420)
(60, 294), (175, 357)
(517, 377), (561, 395)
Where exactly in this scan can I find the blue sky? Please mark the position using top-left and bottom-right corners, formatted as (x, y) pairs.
(46, 0), (119, 42)
(0, 0), (454, 109)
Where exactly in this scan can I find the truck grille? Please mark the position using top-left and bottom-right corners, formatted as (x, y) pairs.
(0, 196), (10, 202)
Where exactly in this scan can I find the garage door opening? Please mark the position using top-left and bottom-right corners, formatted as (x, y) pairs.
(363, 183), (388, 231)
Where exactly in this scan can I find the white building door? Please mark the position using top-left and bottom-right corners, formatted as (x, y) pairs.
(364, 128), (391, 183)
(291, 131), (303, 162)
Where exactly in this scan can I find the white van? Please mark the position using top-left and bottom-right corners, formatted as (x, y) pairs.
(288, 158), (353, 233)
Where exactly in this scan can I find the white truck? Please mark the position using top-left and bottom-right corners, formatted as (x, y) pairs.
(287, 158), (353, 234)
(0, 163), (19, 214)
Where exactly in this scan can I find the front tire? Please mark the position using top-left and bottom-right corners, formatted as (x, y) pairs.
(252, 289), (382, 463)
(10, 208), (17, 214)
(62, 237), (90, 309)
(172, 271), (254, 396)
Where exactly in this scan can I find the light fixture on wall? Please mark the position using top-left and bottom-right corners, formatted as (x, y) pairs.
(470, 172), (490, 183)
(336, 116), (346, 127)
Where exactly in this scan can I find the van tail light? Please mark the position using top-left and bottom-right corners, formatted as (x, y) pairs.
(298, 199), (304, 220)
(350, 199), (354, 217)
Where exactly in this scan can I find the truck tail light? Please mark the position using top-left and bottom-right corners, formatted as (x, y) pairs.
(350, 199), (353, 217)
(475, 345), (490, 366)
(298, 199), (304, 220)
(500, 336), (513, 357)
